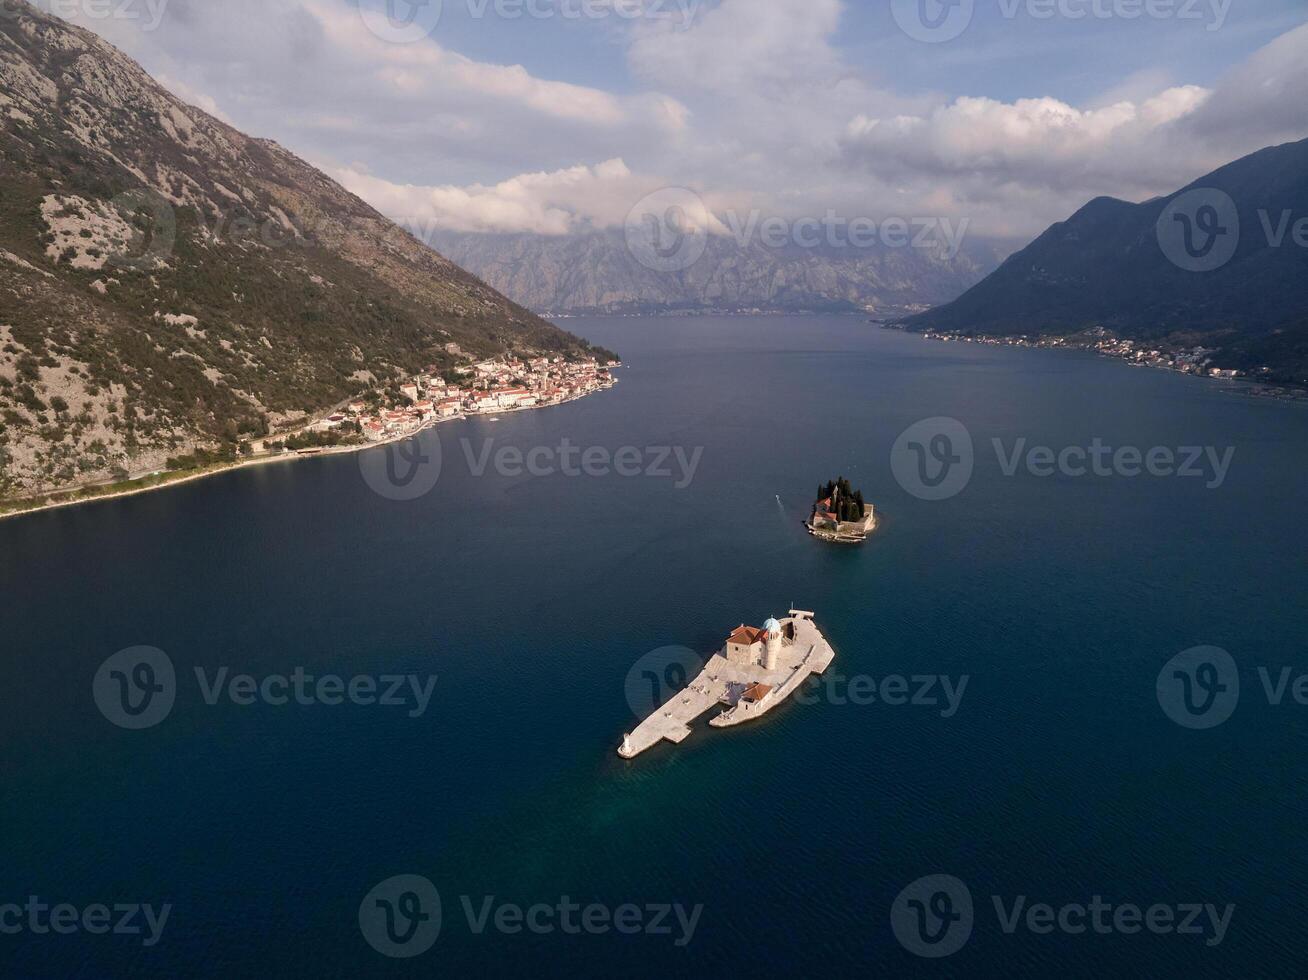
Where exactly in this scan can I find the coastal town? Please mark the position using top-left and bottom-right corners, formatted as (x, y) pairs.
(271, 347), (619, 452)
(0, 349), (619, 520)
(919, 327), (1249, 381)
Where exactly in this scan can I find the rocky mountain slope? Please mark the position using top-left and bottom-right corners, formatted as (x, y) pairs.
(0, 4), (610, 498)
(905, 138), (1308, 384)
(430, 229), (1008, 317)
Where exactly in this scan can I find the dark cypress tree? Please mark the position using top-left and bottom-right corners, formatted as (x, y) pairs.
(816, 477), (869, 522)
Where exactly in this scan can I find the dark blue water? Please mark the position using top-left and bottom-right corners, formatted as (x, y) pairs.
(3, 315), (1306, 977)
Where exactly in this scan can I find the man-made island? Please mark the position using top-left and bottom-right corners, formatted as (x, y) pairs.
(618, 610), (835, 759)
(807, 477), (877, 543)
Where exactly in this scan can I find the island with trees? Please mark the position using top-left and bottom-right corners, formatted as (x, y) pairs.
(807, 477), (877, 543)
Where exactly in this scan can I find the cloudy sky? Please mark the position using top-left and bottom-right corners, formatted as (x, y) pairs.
(46, 0), (1308, 241)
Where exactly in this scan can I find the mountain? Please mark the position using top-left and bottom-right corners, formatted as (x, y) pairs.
(904, 138), (1308, 384)
(0, 4), (611, 499)
(429, 229), (1010, 318)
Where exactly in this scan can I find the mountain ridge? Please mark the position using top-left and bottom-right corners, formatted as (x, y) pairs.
(904, 137), (1308, 384)
(430, 228), (1012, 318)
(0, 4), (611, 497)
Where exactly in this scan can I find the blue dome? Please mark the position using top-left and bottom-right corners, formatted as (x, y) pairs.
(764, 618), (782, 634)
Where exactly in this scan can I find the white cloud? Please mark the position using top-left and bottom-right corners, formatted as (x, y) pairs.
(309, 2), (628, 126)
(843, 87), (1213, 194)
(37, 0), (1308, 242)
(334, 158), (669, 235)
(628, 0), (843, 93)
(1182, 21), (1308, 144)
(832, 21), (1308, 235)
(50, 0), (687, 187)
(152, 74), (233, 126)
(338, 13), (1308, 246)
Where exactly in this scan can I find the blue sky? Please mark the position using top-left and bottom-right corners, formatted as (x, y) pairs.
(433, 1), (1305, 103)
(43, 0), (1308, 239)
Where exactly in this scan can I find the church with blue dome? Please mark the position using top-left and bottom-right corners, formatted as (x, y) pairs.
(724, 617), (787, 671)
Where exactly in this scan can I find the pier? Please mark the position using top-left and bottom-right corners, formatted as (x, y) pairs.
(618, 611), (835, 759)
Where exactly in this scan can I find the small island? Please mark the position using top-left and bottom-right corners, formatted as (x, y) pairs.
(807, 477), (877, 543)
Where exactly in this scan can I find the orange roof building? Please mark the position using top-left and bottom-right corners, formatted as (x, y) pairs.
(724, 620), (783, 669)
(727, 625), (767, 646)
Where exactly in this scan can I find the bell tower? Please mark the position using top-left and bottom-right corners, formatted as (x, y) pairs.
(764, 618), (782, 670)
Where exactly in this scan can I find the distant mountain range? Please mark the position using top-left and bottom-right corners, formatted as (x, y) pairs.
(430, 229), (1012, 318)
(0, 5), (608, 498)
(905, 138), (1308, 385)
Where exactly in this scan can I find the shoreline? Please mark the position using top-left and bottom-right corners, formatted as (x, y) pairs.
(806, 513), (879, 544)
(0, 384), (616, 523)
(896, 326), (1308, 403)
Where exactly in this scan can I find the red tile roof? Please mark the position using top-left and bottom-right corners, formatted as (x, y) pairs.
(727, 625), (766, 646)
